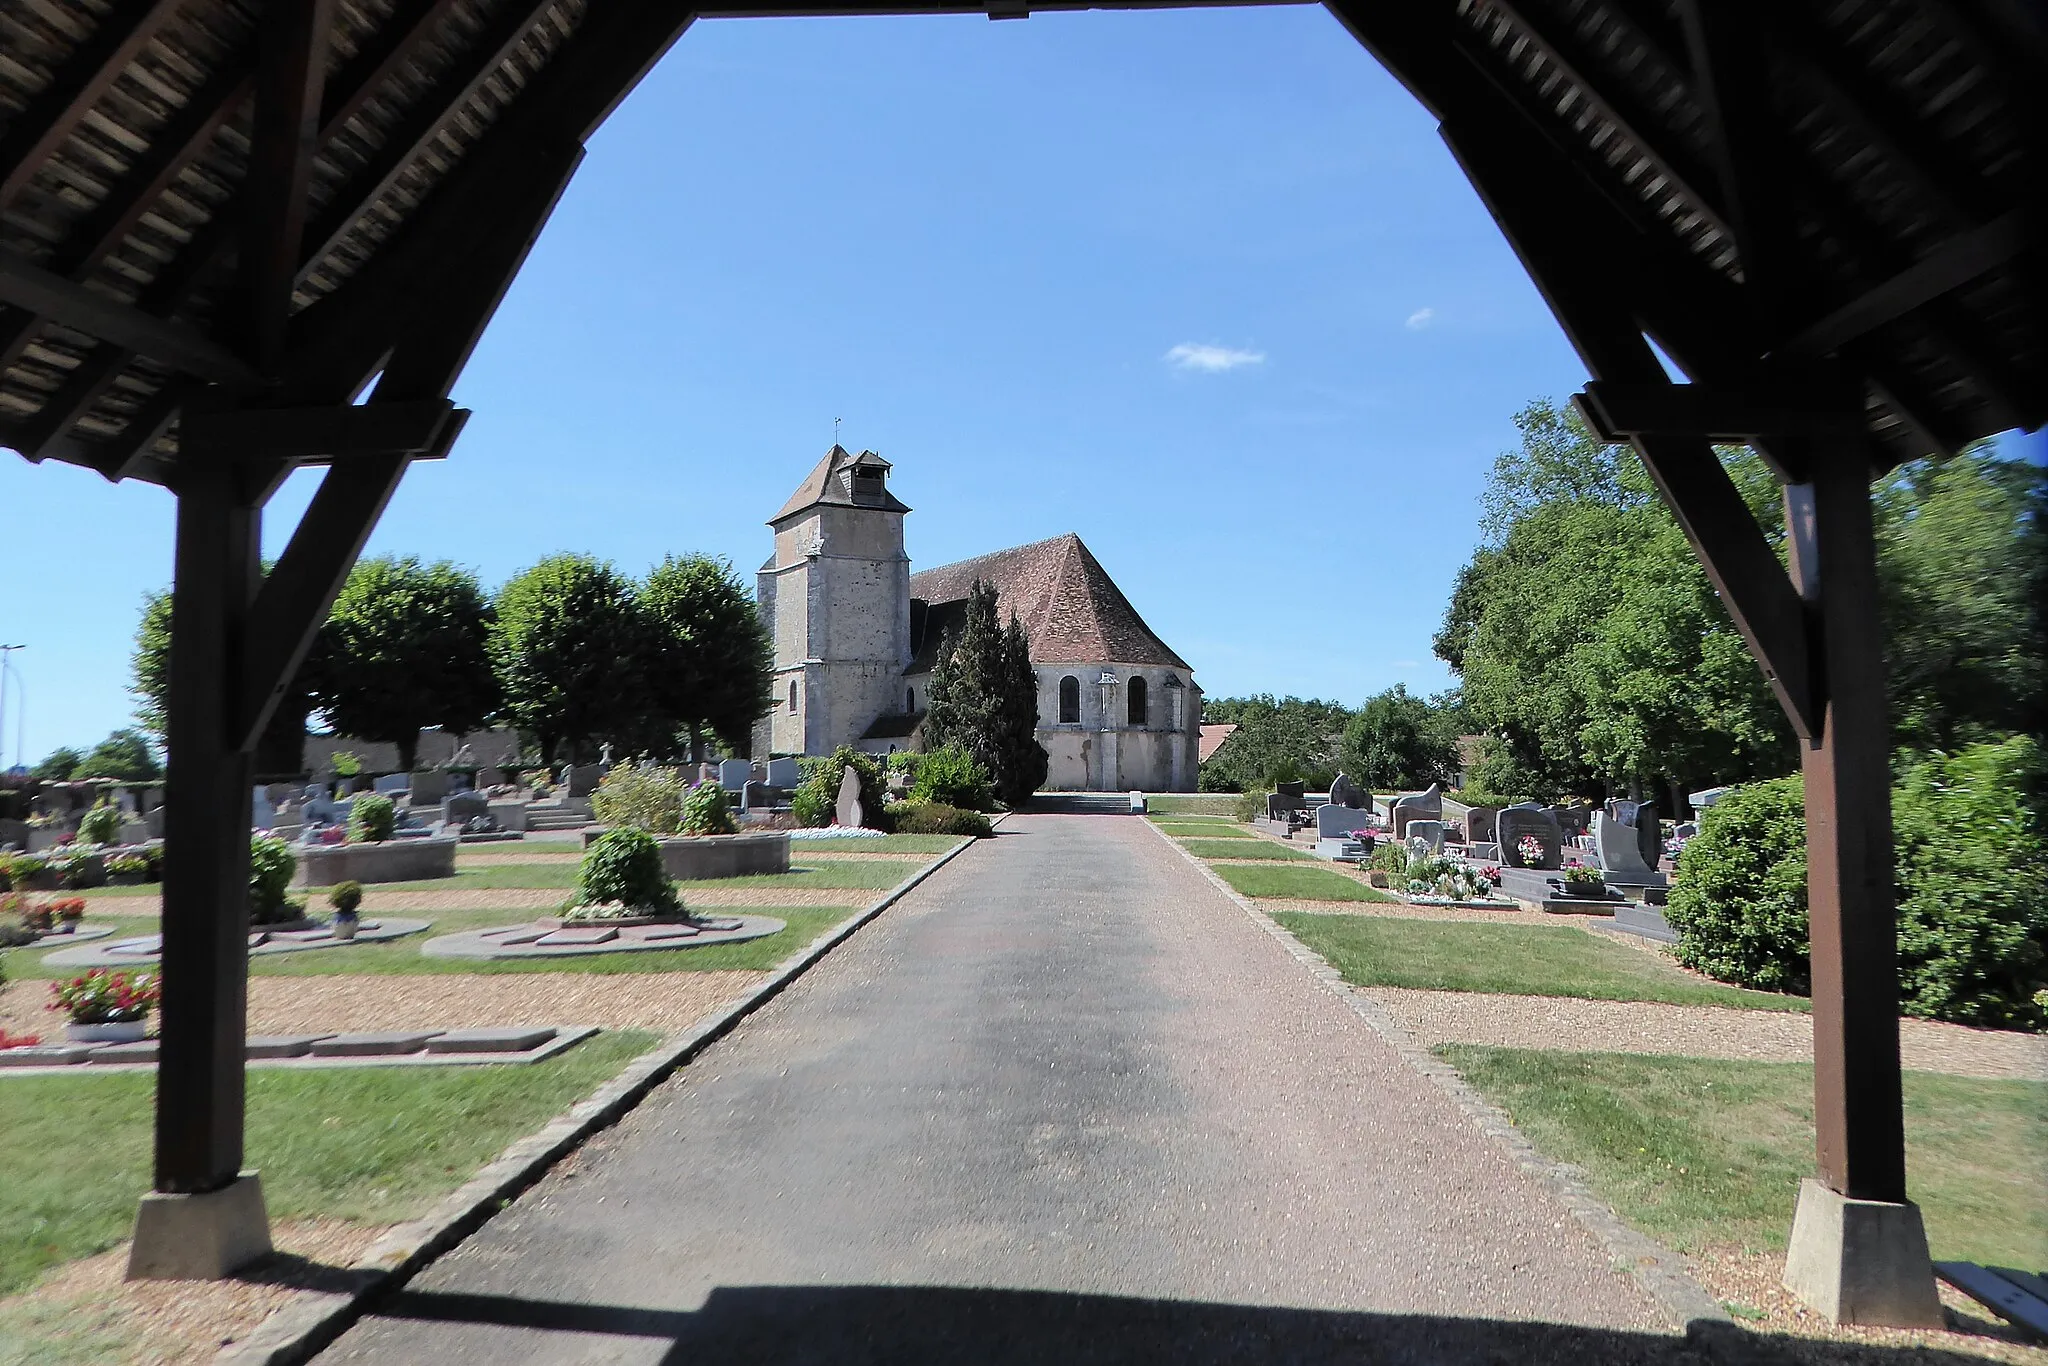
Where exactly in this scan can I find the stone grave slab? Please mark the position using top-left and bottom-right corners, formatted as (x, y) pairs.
(425, 1027), (557, 1054)
(0, 1045), (95, 1068)
(309, 1031), (442, 1057)
(86, 1039), (160, 1064)
(245, 1035), (333, 1059)
(480, 926), (549, 945)
(536, 926), (619, 946)
(641, 925), (702, 942)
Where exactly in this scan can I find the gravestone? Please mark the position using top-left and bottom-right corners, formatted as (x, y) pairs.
(1328, 772), (1367, 810)
(741, 780), (770, 813)
(373, 773), (410, 799)
(1464, 806), (1499, 846)
(1688, 785), (1731, 811)
(300, 783), (347, 829)
(718, 759), (751, 792)
(1268, 781), (1307, 824)
(1673, 822), (1698, 842)
(1316, 803), (1373, 839)
(1497, 803), (1562, 869)
(251, 787), (277, 830)
(411, 769), (449, 804)
(442, 791), (491, 831)
(765, 757), (800, 789)
(698, 764), (719, 785)
(834, 766), (863, 828)
(1593, 812), (1657, 880)
(566, 764), (604, 798)
(1406, 819), (1445, 854)
(1550, 803), (1593, 840)
(1391, 784), (1442, 840)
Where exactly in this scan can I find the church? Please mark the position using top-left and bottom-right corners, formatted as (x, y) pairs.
(754, 446), (1202, 792)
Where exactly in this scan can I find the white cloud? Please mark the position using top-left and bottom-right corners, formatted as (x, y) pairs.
(1165, 343), (1265, 373)
(1405, 307), (1435, 331)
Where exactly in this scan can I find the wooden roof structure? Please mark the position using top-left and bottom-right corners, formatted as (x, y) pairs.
(3, 0), (2035, 1312)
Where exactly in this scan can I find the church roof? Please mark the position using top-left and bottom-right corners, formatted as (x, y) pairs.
(907, 533), (1191, 674)
(771, 446), (910, 524)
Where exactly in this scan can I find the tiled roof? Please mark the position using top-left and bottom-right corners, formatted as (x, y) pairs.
(907, 533), (1191, 673)
(1199, 724), (1239, 764)
(771, 446), (910, 524)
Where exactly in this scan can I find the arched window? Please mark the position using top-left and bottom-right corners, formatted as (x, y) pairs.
(906, 686), (916, 712)
(788, 680), (798, 713)
(1128, 675), (1148, 726)
(1059, 675), (1080, 724)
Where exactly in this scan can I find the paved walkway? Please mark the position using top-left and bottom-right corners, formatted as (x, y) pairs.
(318, 813), (1701, 1365)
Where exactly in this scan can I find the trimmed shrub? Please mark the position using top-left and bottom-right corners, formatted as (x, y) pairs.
(682, 781), (739, 836)
(1234, 787), (1272, 824)
(1664, 776), (1809, 994)
(77, 801), (123, 847)
(346, 793), (396, 844)
(884, 801), (993, 838)
(909, 745), (994, 812)
(248, 834), (302, 926)
(328, 880), (364, 914)
(1371, 839), (1409, 876)
(574, 828), (679, 914)
(591, 762), (687, 834)
(1893, 737), (2047, 1030)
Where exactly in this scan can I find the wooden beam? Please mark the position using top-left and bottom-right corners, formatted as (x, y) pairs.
(0, 247), (257, 384)
(0, 0), (188, 209)
(1783, 212), (2029, 358)
(318, 0), (467, 140)
(1576, 379), (1865, 442)
(182, 399), (456, 464)
(240, 0), (334, 372)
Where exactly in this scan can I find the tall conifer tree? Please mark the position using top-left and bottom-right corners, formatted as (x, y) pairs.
(924, 580), (1047, 806)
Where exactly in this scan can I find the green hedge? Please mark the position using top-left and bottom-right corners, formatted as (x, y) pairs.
(1666, 739), (2048, 1029)
(883, 801), (992, 838)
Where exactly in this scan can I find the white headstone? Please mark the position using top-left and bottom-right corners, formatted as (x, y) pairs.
(835, 766), (864, 829)
(1129, 790), (1147, 814)
(1406, 819), (1445, 854)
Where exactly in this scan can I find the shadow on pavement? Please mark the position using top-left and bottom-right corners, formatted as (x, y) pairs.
(362, 1281), (2005, 1365)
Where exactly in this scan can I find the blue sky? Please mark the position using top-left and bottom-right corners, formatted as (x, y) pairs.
(4, 6), (2028, 766)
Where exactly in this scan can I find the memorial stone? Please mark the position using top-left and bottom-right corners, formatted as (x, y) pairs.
(410, 769), (449, 804)
(1328, 772), (1368, 810)
(1406, 819), (1445, 854)
(834, 766), (864, 828)
(566, 764), (603, 798)
(251, 787), (277, 830)
(1497, 803), (1562, 869)
(443, 791), (491, 830)
(1391, 784), (1443, 840)
(1316, 803), (1374, 839)
(765, 757), (800, 789)
(741, 780), (770, 813)
(718, 759), (751, 792)
(373, 773), (410, 799)
(1594, 812), (1657, 880)
(1464, 806), (1499, 845)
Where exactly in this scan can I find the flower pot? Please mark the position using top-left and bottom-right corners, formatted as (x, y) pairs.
(331, 913), (359, 941)
(65, 1020), (147, 1043)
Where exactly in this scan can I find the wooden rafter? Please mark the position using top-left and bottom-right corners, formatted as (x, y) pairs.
(240, 0), (336, 372)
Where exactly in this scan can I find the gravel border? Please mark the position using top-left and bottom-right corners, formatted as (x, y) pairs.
(1142, 819), (1735, 1340)
(214, 832), (984, 1366)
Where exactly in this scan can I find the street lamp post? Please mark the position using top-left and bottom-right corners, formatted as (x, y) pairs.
(0, 645), (23, 772)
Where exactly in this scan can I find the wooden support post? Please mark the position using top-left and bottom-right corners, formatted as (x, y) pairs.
(154, 470), (261, 1196)
(1787, 440), (1905, 1203)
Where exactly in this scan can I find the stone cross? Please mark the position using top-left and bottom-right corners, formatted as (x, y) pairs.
(835, 766), (864, 829)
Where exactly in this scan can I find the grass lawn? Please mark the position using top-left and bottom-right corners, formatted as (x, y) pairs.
(1215, 864), (1393, 902)
(1441, 1047), (2048, 1267)
(1276, 914), (1808, 1012)
(787, 835), (967, 855)
(289, 857), (914, 895)
(1156, 822), (1252, 838)
(1181, 840), (1314, 862)
(0, 1030), (659, 1296)
(6, 906), (854, 979)
(1143, 794), (1238, 817)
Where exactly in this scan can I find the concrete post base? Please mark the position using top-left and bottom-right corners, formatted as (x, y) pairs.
(1782, 1177), (1944, 1327)
(126, 1171), (273, 1281)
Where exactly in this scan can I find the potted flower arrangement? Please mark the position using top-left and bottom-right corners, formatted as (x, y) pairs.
(49, 968), (160, 1042)
(49, 896), (85, 933)
(1560, 862), (1607, 898)
(1516, 834), (1546, 867)
(328, 880), (364, 940)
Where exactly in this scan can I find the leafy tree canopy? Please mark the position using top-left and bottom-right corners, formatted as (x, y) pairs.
(312, 556), (499, 772)
(1198, 695), (1352, 792)
(74, 729), (161, 782)
(1338, 685), (1462, 793)
(30, 747), (82, 780)
(640, 554), (774, 761)
(489, 554), (653, 763)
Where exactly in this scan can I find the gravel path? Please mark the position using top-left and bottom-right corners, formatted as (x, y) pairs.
(318, 812), (1676, 1366)
(73, 885), (871, 916)
(246, 971), (765, 1034)
(1364, 987), (2048, 1081)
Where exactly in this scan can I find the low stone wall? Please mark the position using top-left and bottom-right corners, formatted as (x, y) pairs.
(291, 835), (458, 887)
(579, 829), (789, 881)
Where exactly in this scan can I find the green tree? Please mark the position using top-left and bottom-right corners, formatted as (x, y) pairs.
(923, 580), (1047, 807)
(131, 580), (325, 776)
(489, 554), (653, 763)
(1339, 685), (1460, 791)
(30, 747), (81, 780)
(311, 557), (499, 772)
(640, 554), (774, 761)
(1435, 399), (1794, 804)
(74, 729), (161, 781)
(1197, 695), (1351, 792)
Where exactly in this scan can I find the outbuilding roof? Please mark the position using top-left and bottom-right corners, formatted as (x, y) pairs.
(907, 532), (1191, 673)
